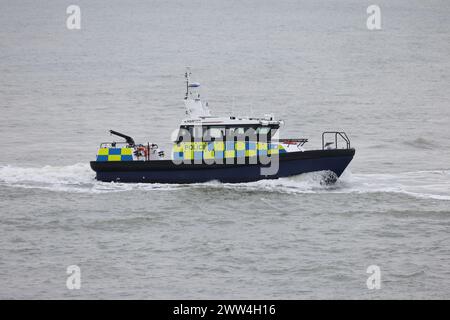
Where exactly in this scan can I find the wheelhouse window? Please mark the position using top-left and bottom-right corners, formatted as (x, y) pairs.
(175, 126), (190, 143)
(204, 126), (225, 141)
(208, 127), (225, 138)
(256, 126), (279, 141)
(176, 125), (204, 143)
(175, 124), (280, 143)
(256, 127), (270, 135)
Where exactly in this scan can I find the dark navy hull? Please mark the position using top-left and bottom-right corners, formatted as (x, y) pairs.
(90, 149), (355, 183)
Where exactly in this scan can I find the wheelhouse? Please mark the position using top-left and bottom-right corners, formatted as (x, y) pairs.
(171, 117), (285, 162)
(174, 122), (280, 144)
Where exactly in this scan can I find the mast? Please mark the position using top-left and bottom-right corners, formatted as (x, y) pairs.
(183, 68), (211, 118)
(185, 67), (191, 100)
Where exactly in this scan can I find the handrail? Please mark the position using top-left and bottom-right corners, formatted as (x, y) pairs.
(99, 141), (130, 148)
(276, 138), (308, 147)
(322, 131), (351, 150)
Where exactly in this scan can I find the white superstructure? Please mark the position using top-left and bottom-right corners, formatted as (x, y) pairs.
(174, 69), (306, 152)
(182, 69), (284, 130)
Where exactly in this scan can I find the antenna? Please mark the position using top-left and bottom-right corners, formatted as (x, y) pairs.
(185, 67), (191, 99)
(230, 96), (234, 117)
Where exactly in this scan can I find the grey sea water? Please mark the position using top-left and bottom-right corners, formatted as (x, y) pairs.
(0, 0), (449, 299)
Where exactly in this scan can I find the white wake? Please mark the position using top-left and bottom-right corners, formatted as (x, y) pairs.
(0, 163), (449, 200)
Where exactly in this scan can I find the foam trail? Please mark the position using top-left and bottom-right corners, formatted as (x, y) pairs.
(0, 163), (94, 185)
(0, 163), (189, 193)
(337, 170), (450, 200)
(0, 163), (449, 200)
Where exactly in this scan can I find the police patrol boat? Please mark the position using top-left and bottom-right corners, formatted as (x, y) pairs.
(90, 70), (355, 183)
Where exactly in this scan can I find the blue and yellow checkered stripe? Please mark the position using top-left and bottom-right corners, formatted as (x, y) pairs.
(96, 148), (133, 162)
(172, 141), (286, 161)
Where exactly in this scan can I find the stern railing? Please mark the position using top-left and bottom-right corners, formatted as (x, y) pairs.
(322, 132), (351, 150)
